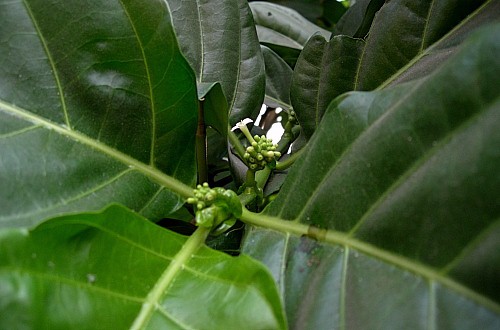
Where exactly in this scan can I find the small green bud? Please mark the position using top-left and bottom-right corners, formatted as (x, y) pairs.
(187, 197), (196, 204)
(205, 192), (216, 201)
(257, 154), (263, 161)
(274, 151), (281, 158)
(244, 152), (250, 159)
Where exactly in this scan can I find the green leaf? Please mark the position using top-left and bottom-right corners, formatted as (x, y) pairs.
(262, 46), (293, 109)
(291, 0), (496, 138)
(197, 82), (228, 137)
(333, 0), (385, 37)
(250, 2), (331, 47)
(250, 1), (331, 69)
(0, 205), (286, 329)
(168, 0), (265, 125)
(290, 35), (365, 138)
(355, 0), (487, 90)
(242, 26), (500, 328)
(250, 0), (347, 28)
(0, 0), (199, 227)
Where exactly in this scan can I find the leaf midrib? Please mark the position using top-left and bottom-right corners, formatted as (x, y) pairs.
(0, 100), (193, 198)
(241, 209), (500, 314)
(377, 0), (493, 90)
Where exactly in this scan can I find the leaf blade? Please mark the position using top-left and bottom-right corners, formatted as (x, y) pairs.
(0, 205), (287, 329)
(242, 25), (500, 328)
(0, 0), (198, 226)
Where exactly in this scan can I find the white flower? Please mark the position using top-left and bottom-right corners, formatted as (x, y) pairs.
(231, 118), (253, 131)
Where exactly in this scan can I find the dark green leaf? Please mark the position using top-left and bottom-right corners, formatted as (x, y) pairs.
(290, 35), (364, 138)
(198, 82), (228, 137)
(262, 46), (293, 109)
(260, 42), (302, 69)
(291, 0), (496, 138)
(0, 0), (198, 227)
(168, 0), (265, 125)
(356, 0), (487, 90)
(0, 205), (286, 329)
(251, 1), (331, 47)
(333, 0), (385, 37)
(242, 26), (500, 328)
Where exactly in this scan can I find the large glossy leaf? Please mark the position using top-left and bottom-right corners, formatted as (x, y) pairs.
(167, 0), (265, 125)
(242, 26), (500, 328)
(0, 0), (199, 227)
(0, 205), (286, 329)
(291, 0), (496, 139)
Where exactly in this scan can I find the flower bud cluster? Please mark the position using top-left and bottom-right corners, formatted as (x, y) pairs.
(243, 135), (281, 171)
(186, 183), (241, 231)
(186, 183), (217, 211)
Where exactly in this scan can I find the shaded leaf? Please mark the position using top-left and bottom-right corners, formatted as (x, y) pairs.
(0, 205), (286, 329)
(262, 46), (293, 109)
(356, 0), (487, 90)
(168, 0), (265, 125)
(0, 0), (198, 227)
(290, 34), (364, 138)
(250, 1), (331, 46)
(291, 0), (495, 138)
(242, 26), (500, 328)
(333, 0), (385, 37)
(197, 82), (228, 137)
(250, 1), (331, 69)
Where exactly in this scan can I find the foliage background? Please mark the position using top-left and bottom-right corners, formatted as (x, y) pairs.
(0, 0), (499, 329)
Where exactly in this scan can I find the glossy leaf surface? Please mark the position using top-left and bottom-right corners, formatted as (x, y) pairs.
(0, 0), (199, 227)
(291, 0), (495, 139)
(0, 205), (286, 329)
(168, 0), (265, 125)
(242, 26), (500, 328)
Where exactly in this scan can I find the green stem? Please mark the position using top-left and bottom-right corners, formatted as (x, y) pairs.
(245, 169), (257, 190)
(196, 99), (208, 183)
(239, 191), (257, 206)
(130, 226), (210, 329)
(256, 167), (271, 189)
(228, 129), (246, 159)
(276, 148), (304, 171)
